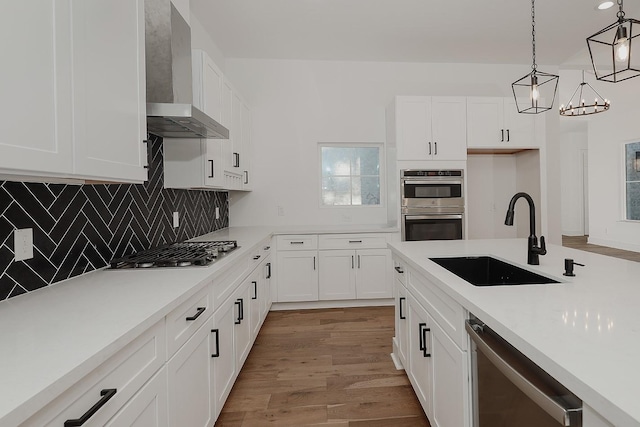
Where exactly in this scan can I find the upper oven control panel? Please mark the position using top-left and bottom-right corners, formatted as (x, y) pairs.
(401, 170), (463, 178)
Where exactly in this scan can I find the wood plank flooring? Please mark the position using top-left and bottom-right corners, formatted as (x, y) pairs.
(215, 306), (430, 427)
(562, 235), (640, 262)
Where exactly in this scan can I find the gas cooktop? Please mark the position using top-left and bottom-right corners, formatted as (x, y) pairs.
(109, 241), (239, 269)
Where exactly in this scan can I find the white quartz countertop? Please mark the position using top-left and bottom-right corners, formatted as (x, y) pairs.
(389, 238), (640, 427)
(0, 226), (273, 427)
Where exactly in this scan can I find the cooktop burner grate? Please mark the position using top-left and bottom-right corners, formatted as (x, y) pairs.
(109, 241), (238, 269)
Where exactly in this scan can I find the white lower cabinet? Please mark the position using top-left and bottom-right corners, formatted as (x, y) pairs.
(233, 280), (253, 366)
(105, 367), (168, 427)
(397, 262), (471, 427)
(318, 249), (392, 300)
(276, 250), (319, 302)
(211, 296), (237, 420)
(167, 321), (212, 427)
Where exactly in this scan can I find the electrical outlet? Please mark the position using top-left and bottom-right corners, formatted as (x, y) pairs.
(215, 207), (220, 220)
(173, 212), (180, 228)
(14, 228), (33, 261)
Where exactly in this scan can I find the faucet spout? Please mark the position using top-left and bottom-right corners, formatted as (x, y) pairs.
(505, 192), (546, 265)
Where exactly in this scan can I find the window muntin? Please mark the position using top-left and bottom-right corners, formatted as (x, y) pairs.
(320, 145), (381, 206)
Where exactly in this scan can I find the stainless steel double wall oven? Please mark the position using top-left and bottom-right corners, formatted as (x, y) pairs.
(401, 169), (464, 241)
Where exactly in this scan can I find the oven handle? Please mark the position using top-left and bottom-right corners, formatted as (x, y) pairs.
(401, 180), (463, 186)
(404, 214), (463, 220)
(465, 320), (582, 427)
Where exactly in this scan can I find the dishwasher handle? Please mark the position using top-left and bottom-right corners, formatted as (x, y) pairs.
(465, 319), (582, 427)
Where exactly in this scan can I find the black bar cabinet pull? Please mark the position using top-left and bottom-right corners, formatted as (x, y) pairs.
(351, 255), (354, 269)
(211, 329), (220, 358)
(422, 325), (431, 358)
(208, 160), (214, 178)
(253, 255), (261, 260)
(290, 241), (304, 245)
(264, 246), (270, 250)
(186, 307), (206, 321)
(64, 388), (117, 427)
(233, 152), (240, 167)
(252, 281), (258, 299)
(348, 240), (362, 243)
(244, 170), (249, 184)
(313, 256), (316, 270)
(266, 262), (271, 279)
(238, 298), (244, 321)
(434, 142), (438, 155)
(428, 141), (432, 155)
(507, 129), (510, 142)
(501, 129), (505, 142)
(418, 322), (426, 351)
(234, 300), (242, 324)
(394, 266), (404, 274)
(399, 297), (406, 320)
(357, 255), (361, 269)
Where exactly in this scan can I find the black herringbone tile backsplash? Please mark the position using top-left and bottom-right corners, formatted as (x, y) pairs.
(0, 136), (228, 300)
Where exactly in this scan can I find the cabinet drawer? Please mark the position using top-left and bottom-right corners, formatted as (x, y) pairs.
(212, 254), (251, 310)
(22, 320), (166, 427)
(166, 286), (211, 357)
(393, 256), (407, 286)
(276, 234), (318, 250)
(318, 233), (388, 250)
(408, 269), (467, 350)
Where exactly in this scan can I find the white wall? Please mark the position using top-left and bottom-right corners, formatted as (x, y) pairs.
(583, 77), (640, 252)
(225, 59), (562, 234)
(560, 122), (588, 236)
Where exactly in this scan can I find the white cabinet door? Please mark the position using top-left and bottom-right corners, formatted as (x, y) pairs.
(231, 91), (243, 174)
(105, 368), (168, 427)
(318, 250), (357, 300)
(503, 98), (537, 148)
(395, 280), (409, 368)
(355, 249), (392, 299)
(167, 321), (212, 427)
(233, 282), (252, 367)
(211, 300), (236, 420)
(276, 251), (319, 302)
(431, 97), (467, 161)
(431, 317), (470, 427)
(0, 1), (73, 176)
(204, 139), (224, 188)
(261, 259), (273, 318)
(249, 270), (262, 338)
(71, 0), (147, 182)
(200, 52), (223, 122)
(408, 294), (433, 419)
(466, 97), (503, 148)
(396, 97), (432, 161)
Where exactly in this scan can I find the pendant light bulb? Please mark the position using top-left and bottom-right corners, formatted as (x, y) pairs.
(615, 25), (629, 61)
(530, 75), (540, 101)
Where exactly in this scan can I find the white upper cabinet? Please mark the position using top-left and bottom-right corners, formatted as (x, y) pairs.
(467, 97), (541, 149)
(0, 0), (147, 183)
(71, 0), (148, 182)
(391, 96), (467, 162)
(192, 50), (223, 122)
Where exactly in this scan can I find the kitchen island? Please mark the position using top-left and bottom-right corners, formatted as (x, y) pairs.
(389, 238), (640, 427)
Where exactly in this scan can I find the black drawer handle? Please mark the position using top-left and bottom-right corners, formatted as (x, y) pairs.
(208, 159), (214, 178)
(348, 240), (362, 243)
(233, 152), (240, 168)
(253, 255), (261, 260)
(252, 281), (258, 299)
(264, 246), (271, 250)
(234, 301), (242, 324)
(266, 262), (271, 279)
(419, 323), (431, 358)
(394, 266), (404, 274)
(64, 388), (117, 426)
(234, 298), (244, 324)
(186, 307), (206, 321)
(399, 297), (406, 320)
(211, 329), (220, 358)
(290, 241), (304, 245)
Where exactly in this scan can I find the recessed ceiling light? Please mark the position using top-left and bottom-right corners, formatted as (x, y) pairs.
(596, 1), (614, 10)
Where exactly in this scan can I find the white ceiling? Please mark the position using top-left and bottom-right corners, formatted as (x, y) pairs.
(190, 0), (640, 65)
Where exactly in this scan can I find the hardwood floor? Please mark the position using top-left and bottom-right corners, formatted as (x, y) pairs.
(562, 235), (640, 262)
(215, 306), (430, 427)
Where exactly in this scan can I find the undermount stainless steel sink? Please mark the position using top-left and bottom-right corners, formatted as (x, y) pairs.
(429, 256), (559, 286)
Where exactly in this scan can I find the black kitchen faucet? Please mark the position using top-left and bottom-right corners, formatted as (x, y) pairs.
(504, 192), (546, 265)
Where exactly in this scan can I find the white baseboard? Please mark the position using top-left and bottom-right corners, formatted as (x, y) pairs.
(391, 337), (405, 370)
(562, 230), (585, 237)
(271, 298), (394, 311)
(588, 236), (640, 253)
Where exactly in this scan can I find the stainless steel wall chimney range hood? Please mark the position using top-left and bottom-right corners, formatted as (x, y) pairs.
(144, 0), (229, 139)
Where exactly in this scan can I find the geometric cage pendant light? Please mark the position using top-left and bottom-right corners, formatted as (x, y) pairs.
(512, 0), (559, 114)
(559, 70), (611, 116)
(587, 0), (640, 82)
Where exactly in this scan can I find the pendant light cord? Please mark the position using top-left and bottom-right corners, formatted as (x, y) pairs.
(531, 0), (537, 72)
(618, 0), (625, 22)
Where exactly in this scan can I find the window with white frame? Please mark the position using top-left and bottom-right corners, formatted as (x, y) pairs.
(320, 145), (382, 206)
(625, 141), (640, 220)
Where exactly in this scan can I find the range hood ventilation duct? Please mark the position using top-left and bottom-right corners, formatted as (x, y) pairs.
(144, 0), (229, 139)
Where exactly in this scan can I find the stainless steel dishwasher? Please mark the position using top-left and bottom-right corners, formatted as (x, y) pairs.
(466, 316), (582, 427)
